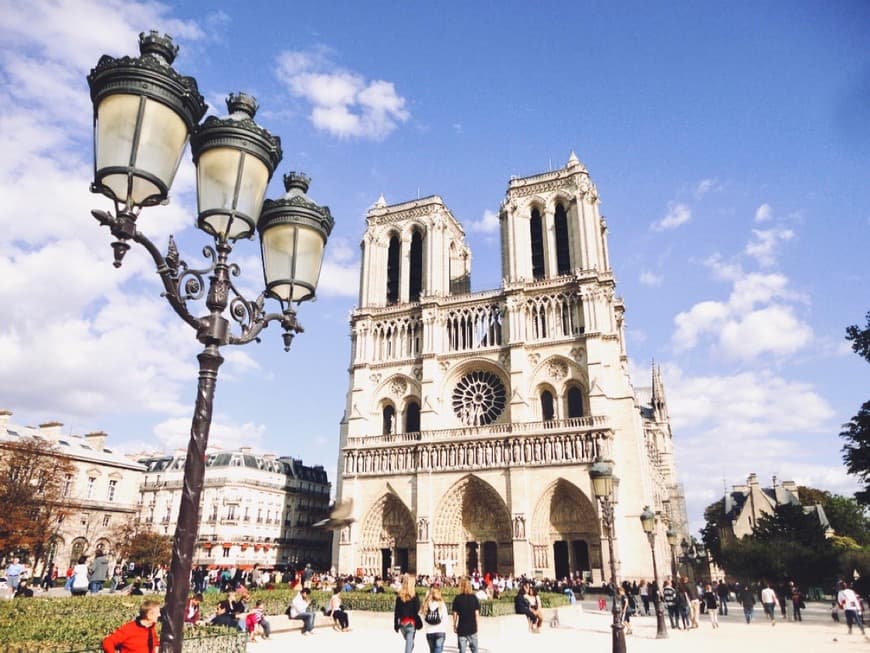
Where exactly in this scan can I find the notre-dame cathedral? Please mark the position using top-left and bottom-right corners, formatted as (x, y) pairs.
(332, 153), (687, 582)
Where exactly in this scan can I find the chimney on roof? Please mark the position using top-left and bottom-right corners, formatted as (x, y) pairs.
(84, 431), (107, 451)
(39, 421), (64, 439)
(240, 446), (252, 454)
(0, 410), (11, 427)
(747, 473), (759, 487)
(781, 480), (798, 499)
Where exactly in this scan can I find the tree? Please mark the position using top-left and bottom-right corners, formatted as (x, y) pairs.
(112, 518), (172, 573)
(842, 311), (870, 504)
(699, 498), (726, 566)
(0, 436), (75, 565)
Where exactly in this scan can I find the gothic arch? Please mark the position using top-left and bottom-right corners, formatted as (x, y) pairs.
(432, 475), (513, 575)
(528, 355), (587, 398)
(358, 492), (416, 574)
(529, 478), (600, 576)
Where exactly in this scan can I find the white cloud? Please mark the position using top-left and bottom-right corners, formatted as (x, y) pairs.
(744, 226), (795, 267)
(639, 271), (663, 286)
(719, 304), (813, 359)
(151, 415), (268, 453)
(754, 203), (772, 222)
(694, 178), (721, 198)
(466, 209), (500, 234)
(651, 202), (691, 231)
(275, 49), (409, 140)
(317, 238), (360, 297)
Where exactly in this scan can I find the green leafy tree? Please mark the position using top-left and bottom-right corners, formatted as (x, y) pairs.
(842, 311), (870, 504)
(699, 498), (726, 566)
(716, 503), (839, 587)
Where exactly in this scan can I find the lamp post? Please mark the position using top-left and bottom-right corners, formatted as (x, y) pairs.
(666, 527), (679, 582)
(640, 506), (668, 639)
(590, 459), (626, 653)
(87, 32), (334, 653)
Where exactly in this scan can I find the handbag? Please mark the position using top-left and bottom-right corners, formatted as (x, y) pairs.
(414, 614), (423, 630)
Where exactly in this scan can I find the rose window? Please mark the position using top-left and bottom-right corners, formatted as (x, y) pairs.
(452, 370), (506, 426)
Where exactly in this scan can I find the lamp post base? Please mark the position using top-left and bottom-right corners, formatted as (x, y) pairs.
(655, 605), (669, 638)
(611, 621), (627, 653)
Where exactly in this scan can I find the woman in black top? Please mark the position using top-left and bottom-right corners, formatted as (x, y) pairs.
(394, 574), (421, 652)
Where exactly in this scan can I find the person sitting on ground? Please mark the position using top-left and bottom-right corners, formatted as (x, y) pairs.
(13, 579), (34, 598)
(288, 587), (316, 635)
(218, 590), (246, 629)
(101, 600), (161, 653)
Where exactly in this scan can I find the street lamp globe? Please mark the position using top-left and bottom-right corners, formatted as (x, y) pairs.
(191, 93), (282, 241)
(87, 31), (206, 211)
(258, 172), (335, 306)
(640, 505), (656, 534)
(589, 459), (614, 499)
(666, 527), (678, 548)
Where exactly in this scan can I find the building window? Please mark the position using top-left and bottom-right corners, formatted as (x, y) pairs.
(382, 404), (396, 435)
(566, 386), (584, 418)
(227, 505), (237, 521)
(62, 474), (73, 498)
(86, 477), (96, 499)
(540, 390), (555, 421)
(102, 515), (111, 527)
(386, 234), (400, 304)
(452, 370), (507, 426)
(222, 547), (231, 558)
(409, 229), (423, 301)
(107, 480), (118, 502)
(244, 507), (250, 522)
(530, 208), (545, 279)
(554, 203), (571, 275)
(405, 400), (421, 433)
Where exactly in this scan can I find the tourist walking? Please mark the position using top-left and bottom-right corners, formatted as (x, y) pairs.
(662, 579), (679, 628)
(837, 580), (866, 636)
(89, 548), (111, 594)
(394, 574), (421, 652)
(5, 557), (23, 591)
(421, 584), (448, 653)
(716, 580), (729, 615)
(639, 580), (650, 616)
(761, 583), (779, 626)
(101, 599), (160, 653)
(739, 584), (756, 623)
(618, 586), (633, 635)
(676, 582), (690, 629)
(452, 576), (480, 653)
(702, 583), (720, 628)
(790, 582), (804, 622)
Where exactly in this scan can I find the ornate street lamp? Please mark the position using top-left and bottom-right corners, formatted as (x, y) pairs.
(640, 506), (668, 639)
(87, 32), (334, 653)
(590, 459), (626, 653)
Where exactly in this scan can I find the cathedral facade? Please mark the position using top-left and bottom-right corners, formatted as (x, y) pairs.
(332, 153), (687, 582)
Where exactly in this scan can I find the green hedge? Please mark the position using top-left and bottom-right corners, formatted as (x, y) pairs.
(0, 587), (570, 651)
(0, 595), (246, 653)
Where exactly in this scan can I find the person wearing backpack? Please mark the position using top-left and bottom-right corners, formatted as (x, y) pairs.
(421, 585), (448, 653)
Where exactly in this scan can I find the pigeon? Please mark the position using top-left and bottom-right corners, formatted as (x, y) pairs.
(313, 498), (354, 530)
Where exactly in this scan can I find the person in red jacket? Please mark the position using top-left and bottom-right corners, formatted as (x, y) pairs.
(102, 600), (161, 653)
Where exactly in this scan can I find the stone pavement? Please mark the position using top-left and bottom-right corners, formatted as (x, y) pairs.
(244, 600), (870, 652)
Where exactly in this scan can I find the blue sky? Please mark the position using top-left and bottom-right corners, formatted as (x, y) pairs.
(1, 0), (868, 533)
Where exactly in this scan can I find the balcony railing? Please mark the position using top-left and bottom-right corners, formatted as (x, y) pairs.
(342, 417), (613, 476)
(346, 416), (608, 447)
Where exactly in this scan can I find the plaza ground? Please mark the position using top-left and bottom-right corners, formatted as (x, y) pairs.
(244, 599), (870, 652)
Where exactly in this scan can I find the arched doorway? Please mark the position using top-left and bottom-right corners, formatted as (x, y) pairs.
(358, 493), (416, 577)
(530, 479), (600, 579)
(433, 476), (513, 576)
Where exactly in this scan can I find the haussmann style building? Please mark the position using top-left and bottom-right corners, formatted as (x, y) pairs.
(332, 153), (688, 582)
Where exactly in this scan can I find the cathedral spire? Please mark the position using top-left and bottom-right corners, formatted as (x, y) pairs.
(651, 361), (669, 423)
